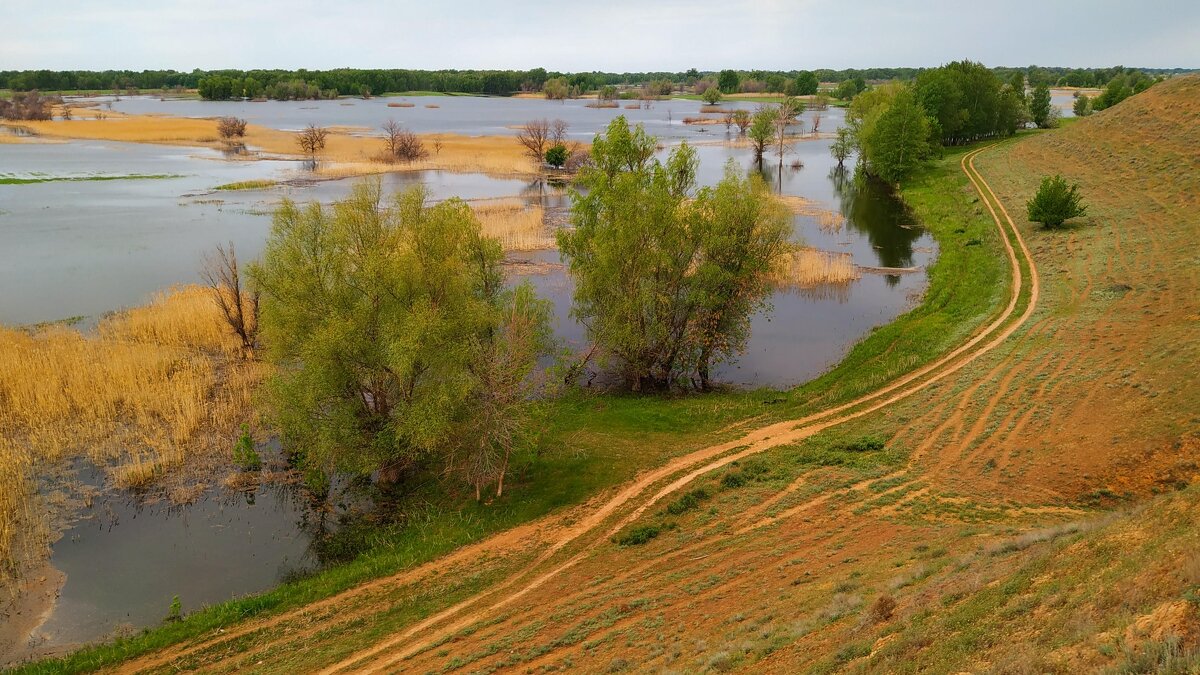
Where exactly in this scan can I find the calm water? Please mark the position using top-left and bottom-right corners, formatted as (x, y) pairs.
(2, 96), (934, 652)
(34, 464), (319, 651)
(105, 94), (769, 140)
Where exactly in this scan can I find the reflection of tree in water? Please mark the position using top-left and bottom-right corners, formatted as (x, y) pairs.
(830, 167), (924, 277)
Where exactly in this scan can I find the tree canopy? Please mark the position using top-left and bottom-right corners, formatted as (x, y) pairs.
(557, 117), (792, 391)
(249, 181), (554, 495)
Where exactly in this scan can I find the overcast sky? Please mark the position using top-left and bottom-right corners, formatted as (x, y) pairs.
(4, 0), (1197, 72)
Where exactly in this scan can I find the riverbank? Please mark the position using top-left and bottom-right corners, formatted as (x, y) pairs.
(7, 140), (1003, 673)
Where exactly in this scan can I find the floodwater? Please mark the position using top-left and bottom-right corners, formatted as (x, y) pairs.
(31, 463), (320, 653)
(0, 94), (935, 652)
(105, 94), (765, 140)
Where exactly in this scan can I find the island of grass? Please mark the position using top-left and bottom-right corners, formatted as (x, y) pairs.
(213, 179), (277, 191)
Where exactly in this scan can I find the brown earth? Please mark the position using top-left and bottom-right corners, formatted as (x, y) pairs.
(84, 76), (1200, 673)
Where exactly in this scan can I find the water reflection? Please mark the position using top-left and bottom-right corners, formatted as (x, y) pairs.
(831, 167), (925, 274)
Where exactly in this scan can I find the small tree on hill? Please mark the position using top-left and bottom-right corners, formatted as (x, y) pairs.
(702, 87), (722, 105)
(1026, 175), (1087, 228)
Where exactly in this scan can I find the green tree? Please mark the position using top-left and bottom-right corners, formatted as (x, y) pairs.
(830, 127), (853, 167)
(1072, 94), (1091, 117)
(1030, 83), (1053, 128)
(747, 106), (778, 165)
(557, 117), (791, 391)
(850, 84), (932, 184)
(833, 79), (859, 101)
(543, 77), (569, 100)
(249, 181), (553, 491)
(718, 69), (740, 94)
(702, 86), (722, 105)
(1026, 175), (1087, 228)
(793, 70), (819, 96)
(544, 144), (568, 168)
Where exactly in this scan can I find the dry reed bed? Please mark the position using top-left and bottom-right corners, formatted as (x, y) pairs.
(472, 200), (555, 251)
(775, 194), (847, 233)
(0, 287), (264, 582)
(771, 247), (861, 289)
(6, 113), (538, 176)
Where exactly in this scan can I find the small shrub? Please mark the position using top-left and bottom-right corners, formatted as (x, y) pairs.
(232, 424), (261, 471)
(165, 595), (182, 622)
(721, 472), (747, 489)
(841, 436), (885, 453)
(666, 487), (710, 515)
(835, 641), (871, 663)
(1027, 174), (1088, 228)
(867, 594), (897, 623)
(217, 116), (247, 140)
(614, 524), (662, 546)
(545, 144), (568, 169)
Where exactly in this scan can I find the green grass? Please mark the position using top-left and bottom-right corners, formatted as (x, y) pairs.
(0, 173), (182, 185)
(213, 179), (277, 191)
(13, 142), (1018, 674)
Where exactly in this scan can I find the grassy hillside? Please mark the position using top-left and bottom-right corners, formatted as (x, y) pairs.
(14, 77), (1200, 674)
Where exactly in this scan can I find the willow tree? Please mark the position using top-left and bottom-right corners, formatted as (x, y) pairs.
(558, 117), (791, 391)
(848, 83), (933, 184)
(250, 180), (553, 495)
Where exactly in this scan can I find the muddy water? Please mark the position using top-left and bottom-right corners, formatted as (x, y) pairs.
(29, 465), (319, 654)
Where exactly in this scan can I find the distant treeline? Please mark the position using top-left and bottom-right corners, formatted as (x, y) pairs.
(0, 65), (1191, 100)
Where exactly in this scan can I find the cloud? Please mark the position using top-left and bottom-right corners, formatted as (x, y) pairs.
(1, 0), (1195, 71)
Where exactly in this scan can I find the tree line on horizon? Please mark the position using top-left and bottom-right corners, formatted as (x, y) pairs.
(0, 64), (1185, 100)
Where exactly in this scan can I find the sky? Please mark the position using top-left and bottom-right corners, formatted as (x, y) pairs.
(3, 0), (1197, 72)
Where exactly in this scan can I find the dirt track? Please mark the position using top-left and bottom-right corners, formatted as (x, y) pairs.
(106, 141), (1040, 674)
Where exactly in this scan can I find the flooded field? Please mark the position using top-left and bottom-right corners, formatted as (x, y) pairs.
(0, 94), (933, 656)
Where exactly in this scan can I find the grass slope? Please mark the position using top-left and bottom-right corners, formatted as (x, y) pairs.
(10, 138), (1013, 673)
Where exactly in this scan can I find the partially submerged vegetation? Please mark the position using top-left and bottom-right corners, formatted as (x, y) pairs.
(0, 287), (265, 582)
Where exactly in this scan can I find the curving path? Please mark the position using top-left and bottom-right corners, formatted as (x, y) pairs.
(113, 142), (1039, 674)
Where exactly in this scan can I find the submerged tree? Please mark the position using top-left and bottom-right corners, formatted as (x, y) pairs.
(747, 106), (777, 165)
(847, 83), (932, 184)
(557, 117), (791, 391)
(296, 124), (328, 165)
(1026, 175), (1088, 228)
(830, 127), (853, 167)
(249, 181), (553, 493)
(702, 86), (722, 105)
(201, 241), (259, 357)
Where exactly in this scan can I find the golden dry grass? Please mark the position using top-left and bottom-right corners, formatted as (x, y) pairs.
(774, 194), (847, 232)
(0, 286), (266, 580)
(771, 246), (861, 289)
(472, 199), (554, 251)
(3, 113), (539, 177)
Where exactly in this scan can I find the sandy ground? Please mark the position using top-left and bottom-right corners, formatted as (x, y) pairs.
(0, 564), (66, 664)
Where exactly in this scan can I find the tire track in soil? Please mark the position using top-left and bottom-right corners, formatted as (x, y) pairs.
(111, 143), (1035, 675)
(314, 144), (1041, 675)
